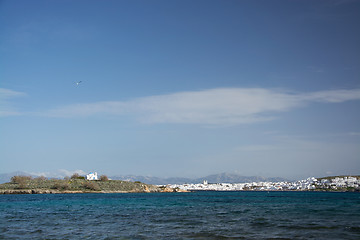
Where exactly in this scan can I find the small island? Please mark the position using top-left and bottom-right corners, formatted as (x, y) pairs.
(0, 174), (183, 194)
(2, 173), (359, 194)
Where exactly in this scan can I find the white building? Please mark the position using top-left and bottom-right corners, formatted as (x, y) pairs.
(86, 172), (98, 180)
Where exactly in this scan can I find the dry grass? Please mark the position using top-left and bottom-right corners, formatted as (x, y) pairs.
(1, 176), (161, 193)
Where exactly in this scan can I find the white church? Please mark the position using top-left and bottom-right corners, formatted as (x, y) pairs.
(86, 172), (98, 180)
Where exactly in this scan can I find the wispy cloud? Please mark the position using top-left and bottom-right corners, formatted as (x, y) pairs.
(28, 169), (87, 178)
(234, 144), (282, 152)
(43, 88), (360, 125)
(0, 88), (25, 117)
(302, 89), (360, 103)
(0, 88), (25, 99)
(348, 132), (360, 136)
(234, 137), (325, 153)
(226, 136), (360, 178)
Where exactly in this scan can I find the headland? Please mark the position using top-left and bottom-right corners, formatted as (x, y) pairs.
(0, 176), (185, 194)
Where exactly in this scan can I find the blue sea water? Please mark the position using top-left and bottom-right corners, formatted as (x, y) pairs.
(0, 191), (360, 239)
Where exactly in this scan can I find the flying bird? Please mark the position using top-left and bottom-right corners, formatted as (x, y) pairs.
(76, 81), (82, 86)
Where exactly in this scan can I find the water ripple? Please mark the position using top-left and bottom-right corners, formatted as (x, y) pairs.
(0, 192), (359, 239)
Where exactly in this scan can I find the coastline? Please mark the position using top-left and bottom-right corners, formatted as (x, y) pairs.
(1, 188), (356, 195)
(1, 175), (359, 194)
(0, 187), (188, 194)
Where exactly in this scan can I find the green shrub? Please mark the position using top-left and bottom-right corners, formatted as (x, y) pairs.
(34, 176), (47, 181)
(71, 173), (80, 179)
(70, 173), (85, 180)
(11, 175), (32, 183)
(11, 175), (32, 189)
(82, 181), (101, 191)
(100, 175), (109, 181)
(52, 182), (70, 190)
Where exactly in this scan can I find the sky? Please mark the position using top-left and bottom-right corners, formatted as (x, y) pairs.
(1, 0), (360, 180)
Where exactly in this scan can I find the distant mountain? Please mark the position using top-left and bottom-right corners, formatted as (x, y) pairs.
(110, 173), (291, 185)
(109, 175), (193, 185)
(0, 170), (85, 184)
(1, 171), (291, 185)
(0, 171), (34, 184)
(194, 173), (290, 184)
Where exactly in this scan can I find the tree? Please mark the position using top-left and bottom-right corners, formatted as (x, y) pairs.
(35, 176), (47, 181)
(100, 175), (109, 181)
(70, 173), (85, 180)
(11, 175), (32, 189)
(82, 181), (101, 191)
(71, 173), (80, 179)
(52, 182), (70, 190)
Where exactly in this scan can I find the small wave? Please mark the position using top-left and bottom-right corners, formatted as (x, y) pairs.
(265, 238), (292, 240)
(280, 224), (339, 230)
(347, 226), (360, 233)
(184, 232), (246, 239)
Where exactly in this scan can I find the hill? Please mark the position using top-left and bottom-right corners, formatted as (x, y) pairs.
(0, 171), (34, 184)
(0, 172), (292, 185)
(317, 175), (360, 180)
(110, 173), (291, 185)
(0, 176), (177, 194)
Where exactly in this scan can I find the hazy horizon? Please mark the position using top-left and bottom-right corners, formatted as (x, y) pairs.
(1, 169), (351, 183)
(1, 0), (359, 179)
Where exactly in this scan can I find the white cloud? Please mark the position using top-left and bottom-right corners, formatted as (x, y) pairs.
(0, 88), (25, 117)
(0, 88), (25, 98)
(43, 87), (360, 125)
(58, 169), (87, 177)
(234, 144), (282, 152)
(227, 138), (360, 178)
(302, 89), (360, 103)
(0, 110), (23, 117)
(348, 132), (360, 136)
(234, 138), (324, 153)
(46, 101), (127, 118)
(28, 169), (87, 178)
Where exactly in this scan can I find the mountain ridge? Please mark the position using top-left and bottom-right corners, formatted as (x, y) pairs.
(0, 171), (291, 184)
(109, 173), (291, 185)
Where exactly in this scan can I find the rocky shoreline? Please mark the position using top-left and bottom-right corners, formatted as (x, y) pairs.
(0, 189), (81, 194)
(0, 187), (188, 194)
(0, 176), (191, 194)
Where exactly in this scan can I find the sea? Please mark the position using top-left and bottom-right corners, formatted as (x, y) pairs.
(1, 191), (359, 239)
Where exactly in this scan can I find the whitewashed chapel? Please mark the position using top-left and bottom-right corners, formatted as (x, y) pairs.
(86, 172), (98, 180)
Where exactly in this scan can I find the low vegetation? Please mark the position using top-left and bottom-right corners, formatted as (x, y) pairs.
(11, 175), (32, 189)
(52, 182), (70, 191)
(82, 181), (101, 191)
(99, 175), (109, 181)
(70, 173), (85, 180)
(0, 175), (162, 193)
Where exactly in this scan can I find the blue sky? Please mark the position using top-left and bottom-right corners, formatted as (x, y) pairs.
(1, 0), (359, 179)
